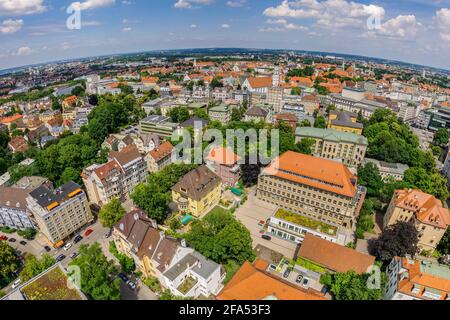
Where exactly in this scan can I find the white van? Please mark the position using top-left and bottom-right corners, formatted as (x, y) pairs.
(12, 279), (21, 289)
(63, 242), (73, 251)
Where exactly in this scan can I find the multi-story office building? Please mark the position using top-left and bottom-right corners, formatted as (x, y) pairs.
(139, 115), (179, 138)
(295, 127), (367, 168)
(82, 144), (148, 206)
(383, 189), (450, 252)
(266, 87), (284, 113)
(362, 158), (409, 181)
(384, 256), (450, 300)
(327, 110), (363, 134)
(26, 181), (93, 246)
(208, 103), (237, 124)
(256, 151), (366, 229)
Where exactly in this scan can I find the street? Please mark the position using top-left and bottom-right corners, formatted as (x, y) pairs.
(235, 189), (298, 260)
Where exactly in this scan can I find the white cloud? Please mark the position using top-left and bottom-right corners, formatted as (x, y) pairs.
(374, 15), (420, 39)
(174, 0), (214, 9)
(221, 23), (230, 28)
(266, 18), (288, 25)
(226, 0), (246, 7)
(15, 46), (34, 56)
(122, 0), (132, 4)
(72, 0), (115, 11)
(0, 0), (46, 16)
(436, 8), (450, 41)
(122, 27), (132, 32)
(263, 0), (385, 30)
(0, 19), (23, 34)
(190, 24), (197, 28)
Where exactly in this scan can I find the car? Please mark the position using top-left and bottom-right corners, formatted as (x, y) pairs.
(63, 243), (73, 251)
(11, 279), (21, 289)
(8, 238), (16, 243)
(73, 235), (83, 244)
(261, 235), (272, 241)
(118, 273), (129, 282)
(302, 278), (309, 287)
(70, 252), (78, 259)
(105, 229), (112, 238)
(44, 246), (51, 252)
(56, 254), (66, 262)
(19, 240), (27, 246)
(0, 235), (7, 241)
(296, 275), (304, 284)
(283, 268), (291, 279)
(126, 280), (137, 290)
(258, 220), (266, 226)
(84, 228), (93, 237)
(269, 264), (277, 271)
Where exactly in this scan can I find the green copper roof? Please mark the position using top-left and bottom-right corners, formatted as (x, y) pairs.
(295, 127), (368, 145)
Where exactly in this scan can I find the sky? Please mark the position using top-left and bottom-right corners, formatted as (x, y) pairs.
(0, 0), (449, 71)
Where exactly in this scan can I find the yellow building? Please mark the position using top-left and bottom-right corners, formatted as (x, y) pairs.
(383, 189), (450, 252)
(172, 165), (222, 217)
(327, 110), (363, 135)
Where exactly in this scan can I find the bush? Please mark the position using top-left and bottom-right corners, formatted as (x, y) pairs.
(0, 226), (17, 234)
(109, 241), (136, 273)
(143, 276), (161, 293)
(17, 228), (37, 240)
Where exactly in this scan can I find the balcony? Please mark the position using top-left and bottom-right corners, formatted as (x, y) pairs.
(177, 277), (198, 296)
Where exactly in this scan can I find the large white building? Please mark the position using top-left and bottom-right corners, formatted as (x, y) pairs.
(0, 187), (35, 230)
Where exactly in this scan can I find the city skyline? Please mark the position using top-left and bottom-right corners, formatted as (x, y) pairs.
(0, 0), (450, 70)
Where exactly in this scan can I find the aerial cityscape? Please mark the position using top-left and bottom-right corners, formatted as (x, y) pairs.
(0, 0), (450, 308)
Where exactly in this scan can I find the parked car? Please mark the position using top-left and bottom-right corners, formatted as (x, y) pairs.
(8, 238), (16, 243)
(56, 254), (66, 262)
(296, 275), (304, 284)
(19, 240), (27, 246)
(118, 273), (129, 282)
(302, 278), (309, 287)
(262, 235), (272, 241)
(11, 279), (21, 289)
(44, 246), (51, 252)
(258, 220), (265, 226)
(126, 280), (137, 290)
(283, 268), (291, 279)
(70, 252), (78, 259)
(84, 229), (94, 237)
(63, 243), (73, 251)
(73, 235), (83, 244)
(0, 235), (8, 241)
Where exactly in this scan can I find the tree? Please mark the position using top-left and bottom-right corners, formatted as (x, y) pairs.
(437, 228), (450, 255)
(320, 271), (385, 300)
(60, 167), (81, 185)
(19, 254), (55, 282)
(299, 119), (311, 127)
(314, 115), (327, 128)
(210, 77), (223, 89)
(296, 138), (315, 155)
(88, 94), (99, 106)
(185, 209), (255, 264)
(17, 228), (37, 240)
(118, 84), (133, 95)
(0, 241), (20, 286)
(109, 241), (135, 273)
(403, 168), (449, 201)
(357, 163), (384, 198)
(193, 108), (209, 121)
(69, 243), (121, 300)
(71, 86), (85, 97)
(168, 107), (190, 123)
(99, 198), (126, 228)
(369, 221), (418, 262)
(291, 87), (301, 95)
(433, 128), (449, 147)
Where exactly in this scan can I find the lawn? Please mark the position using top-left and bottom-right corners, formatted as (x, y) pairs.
(206, 206), (231, 217)
(21, 266), (82, 300)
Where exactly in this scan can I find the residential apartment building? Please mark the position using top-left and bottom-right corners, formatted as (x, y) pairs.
(266, 86), (284, 113)
(295, 127), (368, 168)
(172, 165), (222, 217)
(363, 158), (409, 181)
(245, 105), (271, 123)
(256, 151), (366, 229)
(241, 77), (272, 94)
(383, 189), (450, 251)
(145, 141), (173, 173)
(113, 209), (225, 298)
(206, 147), (240, 187)
(81, 144), (148, 206)
(26, 181), (93, 246)
(384, 256), (450, 300)
(327, 110), (363, 134)
(0, 187), (35, 230)
(208, 103), (236, 124)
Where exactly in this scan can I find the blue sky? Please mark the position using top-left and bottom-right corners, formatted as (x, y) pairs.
(0, 0), (449, 70)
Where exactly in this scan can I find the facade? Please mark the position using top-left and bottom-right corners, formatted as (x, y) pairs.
(81, 144), (148, 206)
(0, 187), (35, 230)
(256, 151), (366, 229)
(295, 127), (368, 168)
(145, 141), (173, 173)
(266, 87), (284, 113)
(245, 105), (271, 123)
(385, 256), (450, 300)
(363, 158), (409, 181)
(205, 147), (241, 187)
(327, 110), (363, 134)
(383, 189), (450, 251)
(208, 103), (236, 124)
(26, 181), (93, 246)
(273, 113), (298, 132)
(139, 115), (178, 138)
(242, 77), (272, 94)
(172, 165), (222, 217)
(301, 95), (320, 116)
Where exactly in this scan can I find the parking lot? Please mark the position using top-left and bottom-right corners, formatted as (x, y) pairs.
(235, 189), (298, 259)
